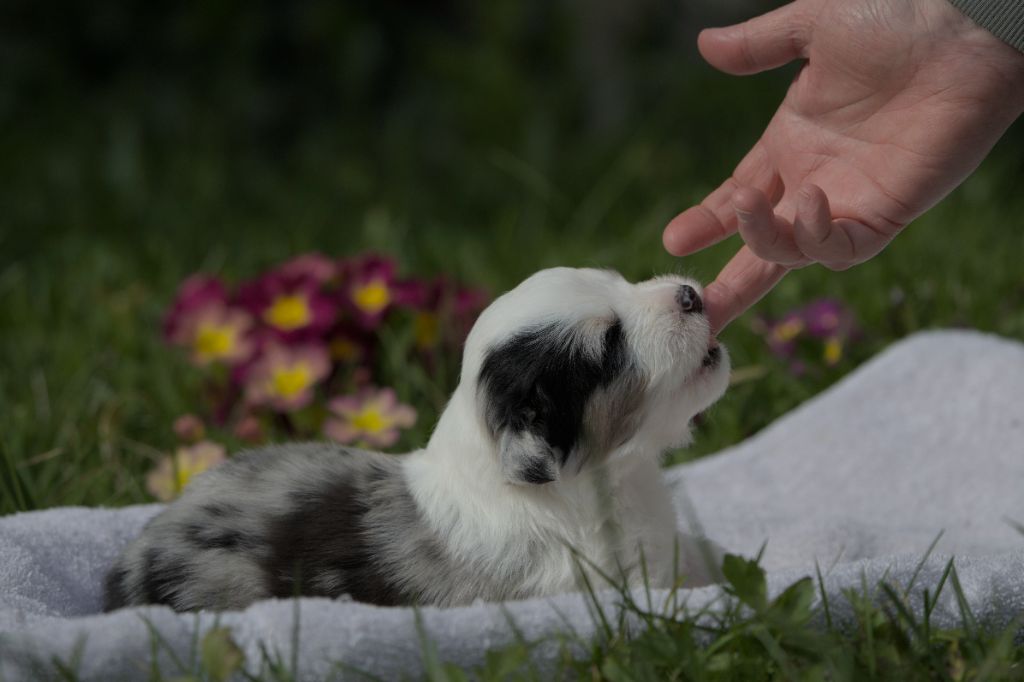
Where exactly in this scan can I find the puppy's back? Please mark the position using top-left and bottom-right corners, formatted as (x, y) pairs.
(104, 443), (407, 611)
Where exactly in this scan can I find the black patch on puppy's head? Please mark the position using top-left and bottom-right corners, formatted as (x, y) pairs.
(478, 319), (627, 484)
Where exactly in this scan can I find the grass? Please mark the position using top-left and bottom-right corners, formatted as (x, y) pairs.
(19, 550), (1024, 681)
(2, 130), (1023, 513)
(4, 198), (1024, 676)
(2, 0), (1023, 677)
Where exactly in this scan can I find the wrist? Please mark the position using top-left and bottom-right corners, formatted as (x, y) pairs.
(946, 0), (1024, 55)
(942, 0), (1024, 110)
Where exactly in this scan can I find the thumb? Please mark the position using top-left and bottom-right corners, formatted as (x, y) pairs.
(698, 1), (810, 76)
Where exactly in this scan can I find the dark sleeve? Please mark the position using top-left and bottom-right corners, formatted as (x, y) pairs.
(948, 0), (1024, 52)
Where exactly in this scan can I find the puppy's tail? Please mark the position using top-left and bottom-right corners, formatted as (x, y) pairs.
(102, 555), (133, 612)
(102, 539), (152, 612)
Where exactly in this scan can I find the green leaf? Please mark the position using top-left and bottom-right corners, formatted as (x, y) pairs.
(770, 576), (815, 625)
(199, 627), (244, 682)
(475, 642), (530, 681)
(439, 662), (471, 682)
(600, 656), (637, 682)
(722, 554), (768, 611)
(706, 651), (738, 672)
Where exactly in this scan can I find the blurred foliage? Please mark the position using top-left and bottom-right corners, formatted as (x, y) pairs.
(1, 0), (1022, 512)
(2, 5), (1023, 678)
(0, 0), (796, 261)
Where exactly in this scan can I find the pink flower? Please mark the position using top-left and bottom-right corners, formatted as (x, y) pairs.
(754, 299), (859, 372)
(390, 276), (433, 310)
(275, 252), (337, 284)
(765, 312), (804, 358)
(443, 283), (487, 342)
(233, 414), (266, 444)
(328, 324), (374, 366)
(243, 343), (331, 412)
(172, 414), (206, 443)
(338, 254), (420, 329)
(237, 272), (337, 341)
(163, 275), (229, 342)
(227, 326), (277, 385)
(399, 276), (489, 350)
(168, 300), (255, 366)
(146, 441), (227, 502)
(324, 387), (417, 448)
(412, 311), (441, 351)
(802, 299), (855, 339)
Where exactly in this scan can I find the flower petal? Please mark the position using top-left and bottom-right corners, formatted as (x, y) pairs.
(391, 404), (417, 429)
(324, 420), (359, 444)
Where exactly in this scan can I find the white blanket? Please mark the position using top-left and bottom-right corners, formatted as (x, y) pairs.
(2, 330), (1023, 680)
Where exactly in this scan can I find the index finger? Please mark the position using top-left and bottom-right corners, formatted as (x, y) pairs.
(663, 142), (779, 257)
(704, 246), (788, 334)
(662, 179), (740, 256)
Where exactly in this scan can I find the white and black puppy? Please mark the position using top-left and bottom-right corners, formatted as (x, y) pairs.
(104, 267), (730, 612)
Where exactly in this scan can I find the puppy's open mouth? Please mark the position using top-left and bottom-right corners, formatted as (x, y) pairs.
(701, 344), (721, 369)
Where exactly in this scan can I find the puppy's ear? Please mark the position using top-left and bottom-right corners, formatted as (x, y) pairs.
(479, 324), (611, 485)
(491, 376), (564, 485)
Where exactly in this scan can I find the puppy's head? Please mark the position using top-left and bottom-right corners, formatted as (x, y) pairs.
(463, 268), (729, 485)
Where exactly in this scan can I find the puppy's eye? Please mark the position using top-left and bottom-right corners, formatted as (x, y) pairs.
(602, 320), (625, 374)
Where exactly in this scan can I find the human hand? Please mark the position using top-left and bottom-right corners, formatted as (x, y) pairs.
(663, 0), (1024, 333)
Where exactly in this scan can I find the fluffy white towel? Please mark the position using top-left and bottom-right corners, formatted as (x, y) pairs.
(2, 330), (1022, 680)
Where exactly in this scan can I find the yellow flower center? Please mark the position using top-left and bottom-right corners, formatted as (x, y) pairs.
(351, 408), (389, 434)
(772, 318), (804, 343)
(823, 337), (843, 365)
(414, 312), (439, 349)
(330, 338), (360, 362)
(264, 294), (312, 331)
(352, 280), (390, 315)
(175, 462), (201, 493)
(271, 363), (313, 399)
(194, 323), (236, 360)
(148, 444), (225, 501)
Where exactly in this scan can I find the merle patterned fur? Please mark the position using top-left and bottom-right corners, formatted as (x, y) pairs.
(104, 322), (625, 612)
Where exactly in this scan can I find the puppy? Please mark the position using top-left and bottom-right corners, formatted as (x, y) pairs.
(104, 267), (730, 611)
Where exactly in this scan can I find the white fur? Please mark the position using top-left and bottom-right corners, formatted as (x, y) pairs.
(405, 267), (729, 594)
(106, 267), (730, 611)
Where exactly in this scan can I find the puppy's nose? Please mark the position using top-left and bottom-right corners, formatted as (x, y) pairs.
(675, 285), (703, 314)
